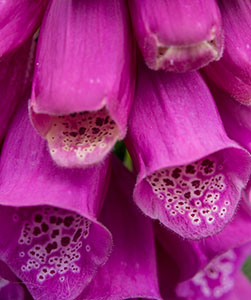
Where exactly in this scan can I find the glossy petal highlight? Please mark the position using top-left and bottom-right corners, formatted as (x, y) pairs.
(126, 65), (251, 239)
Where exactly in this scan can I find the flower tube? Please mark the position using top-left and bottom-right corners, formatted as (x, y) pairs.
(128, 0), (223, 72)
(0, 0), (48, 57)
(0, 101), (112, 300)
(203, 0), (251, 105)
(155, 201), (251, 281)
(125, 64), (251, 239)
(175, 243), (251, 300)
(0, 38), (34, 141)
(30, 0), (135, 168)
(78, 158), (161, 300)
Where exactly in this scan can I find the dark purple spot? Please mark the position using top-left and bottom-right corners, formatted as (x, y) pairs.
(33, 227), (41, 236)
(191, 180), (200, 188)
(171, 168), (182, 179)
(51, 229), (60, 238)
(73, 229), (82, 242)
(92, 127), (100, 134)
(63, 216), (74, 227)
(45, 242), (58, 254)
(70, 113), (77, 118)
(163, 178), (174, 186)
(41, 223), (49, 233)
(194, 190), (201, 196)
(153, 178), (159, 182)
(61, 236), (70, 247)
(34, 214), (43, 223)
(79, 127), (86, 135)
(50, 270), (55, 275)
(95, 118), (104, 126)
(186, 165), (196, 174)
(104, 116), (109, 124)
(69, 131), (78, 137)
(184, 192), (191, 199)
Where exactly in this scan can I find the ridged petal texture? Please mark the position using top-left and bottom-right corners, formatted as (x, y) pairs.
(77, 158), (161, 300)
(0, 102), (112, 300)
(129, 0), (223, 72)
(204, 0), (251, 105)
(126, 63), (251, 239)
(0, 0), (48, 57)
(30, 0), (135, 168)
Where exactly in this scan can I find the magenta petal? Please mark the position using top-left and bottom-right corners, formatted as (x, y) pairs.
(0, 278), (29, 300)
(126, 64), (251, 239)
(0, 0), (48, 57)
(203, 0), (251, 105)
(0, 103), (112, 300)
(129, 0), (223, 72)
(224, 272), (251, 300)
(175, 243), (251, 300)
(78, 157), (161, 300)
(0, 38), (34, 141)
(30, 0), (135, 168)
(155, 201), (251, 282)
(211, 86), (251, 153)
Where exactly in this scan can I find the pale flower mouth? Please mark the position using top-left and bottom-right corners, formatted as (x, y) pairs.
(155, 35), (220, 72)
(46, 107), (120, 167)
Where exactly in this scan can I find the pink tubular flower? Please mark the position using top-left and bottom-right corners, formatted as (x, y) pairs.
(78, 158), (161, 300)
(204, 0), (251, 105)
(128, 0), (223, 72)
(0, 0), (48, 57)
(29, 0), (135, 168)
(0, 101), (112, 300)
(125, 63), (251, 240)
(155, 200), (251, 282)
(175, 243), (251, 300)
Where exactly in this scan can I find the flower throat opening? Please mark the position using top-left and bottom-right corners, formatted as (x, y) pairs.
(146, 156), (229, 227)
(46, 107), (120, 167)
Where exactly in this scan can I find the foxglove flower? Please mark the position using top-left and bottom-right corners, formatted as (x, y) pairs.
(0, 102), (112, 300)
(128, 0), (223, 72)
(0, 38), (34, 141)
(155, 201), (251, 281)
(78, 158), (161, 300)
(0, 0), (48, 57)
(175, 243), (251, 300)
(126, 63), (251, 239)
(204, 0), (251, 105)
(30, 0), (135, 168)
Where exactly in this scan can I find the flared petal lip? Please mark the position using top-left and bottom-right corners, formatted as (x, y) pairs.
(134, 139), (251, 185)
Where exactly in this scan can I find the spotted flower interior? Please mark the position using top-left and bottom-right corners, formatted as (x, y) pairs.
(0, 205), (111, 300)
(176, 244), (250, 299)
(143, 150), (246, 239)
(43, 108), (120, 167)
